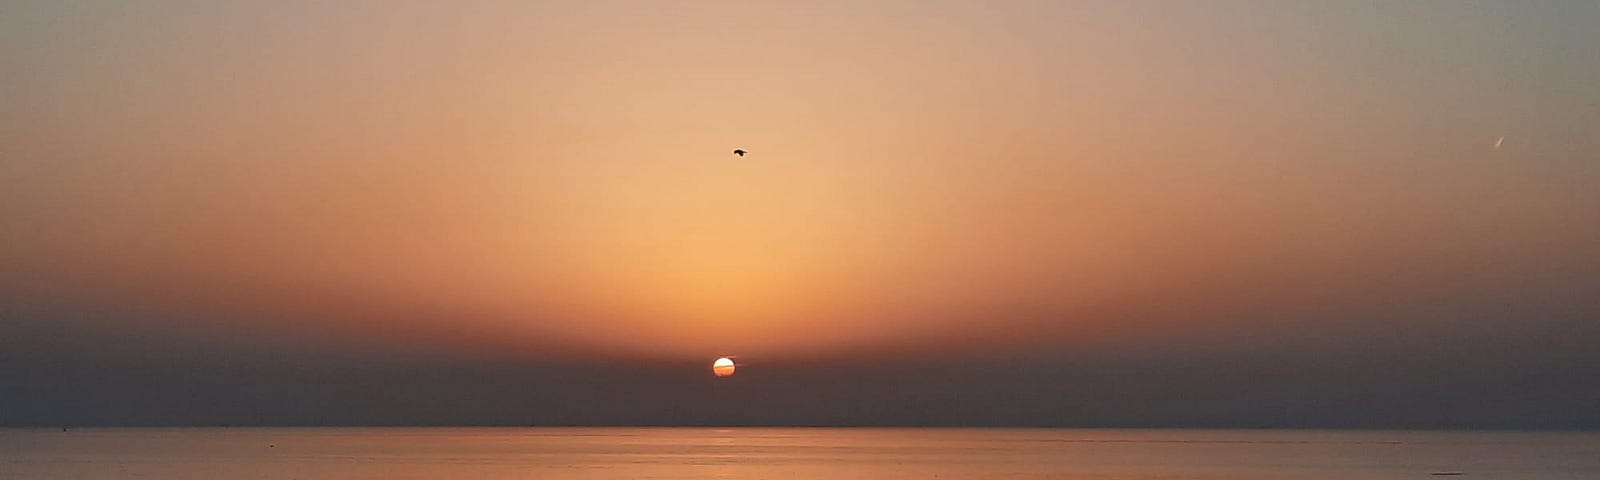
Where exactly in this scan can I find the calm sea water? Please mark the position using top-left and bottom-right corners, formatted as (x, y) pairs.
(1, 428), (1596, 479)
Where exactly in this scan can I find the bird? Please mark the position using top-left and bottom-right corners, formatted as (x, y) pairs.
(1494, 136), (1504, 149)
(733, 148), (747, 157)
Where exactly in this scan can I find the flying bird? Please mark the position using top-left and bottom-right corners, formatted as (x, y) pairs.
(733, 148), (747, 157)
(1494, 136), (1504, 149)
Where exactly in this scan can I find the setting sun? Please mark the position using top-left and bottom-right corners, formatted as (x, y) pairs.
(713, 357), (736, 377)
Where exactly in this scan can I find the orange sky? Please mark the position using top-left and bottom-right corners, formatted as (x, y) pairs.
(4, 1), (1597, 363)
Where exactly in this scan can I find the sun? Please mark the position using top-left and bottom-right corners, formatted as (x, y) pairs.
(712, 357), (736, 377)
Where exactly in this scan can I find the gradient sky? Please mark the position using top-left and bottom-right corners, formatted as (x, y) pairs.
(3, 1), (1598, 427)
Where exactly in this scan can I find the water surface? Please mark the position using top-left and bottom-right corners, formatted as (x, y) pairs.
(2, 428), (1596, 479)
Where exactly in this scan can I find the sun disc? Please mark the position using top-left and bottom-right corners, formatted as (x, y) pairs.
(712, 357), (736, 377)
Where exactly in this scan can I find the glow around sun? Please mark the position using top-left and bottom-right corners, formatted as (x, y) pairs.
(713, 357), (736, 377)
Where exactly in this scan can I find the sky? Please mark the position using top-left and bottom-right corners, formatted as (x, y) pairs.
(2, 0), (1598, 428)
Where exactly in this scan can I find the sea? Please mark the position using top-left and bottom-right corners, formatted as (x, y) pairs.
(1, 428), (1596, 479)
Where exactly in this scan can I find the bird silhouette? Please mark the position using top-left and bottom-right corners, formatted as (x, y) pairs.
(733, 149), (747, 157)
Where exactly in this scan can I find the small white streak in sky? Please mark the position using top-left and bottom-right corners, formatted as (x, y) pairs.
(1494, 136), (1504, 149)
